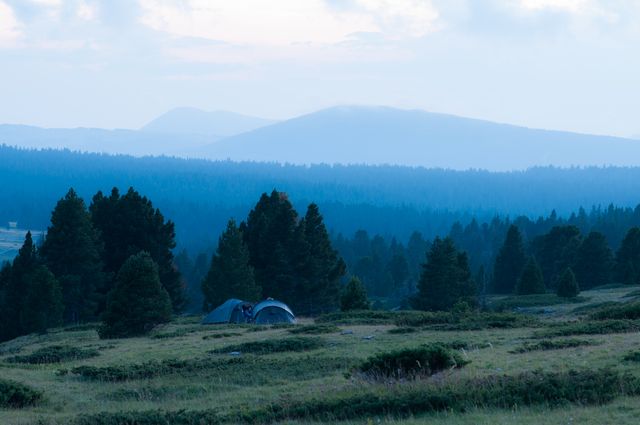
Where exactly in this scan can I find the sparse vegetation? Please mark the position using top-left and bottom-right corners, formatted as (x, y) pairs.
(0, 379), (43, 408)
(287, 324), (340, 335)
(5, 345), (99, 364)
(534, 320), (640, 338)
(511, 338), (597, 353)
(210, 337), (323, 355)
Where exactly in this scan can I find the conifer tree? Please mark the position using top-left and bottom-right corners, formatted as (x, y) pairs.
(1, 232), (38, 340)
(90, 187), (184, 312)
(40, 188), (104, 322)
(574, 231), (613, 289)
(411, 238), (476, 311)
(532, 226), (581, 288)
(556, 267), (580, 298)
(19, 266), (63, 334)
(492, 225), (527, 294)
(201, 220), (260, 311)
(340, 277), (370, 311)
(240, 191), (299, 301)
(516, 257), (546, 295)
(0, 262), (12, 341)
(295, 203), (346, 315)
(100, 252), (172, 338)
(615, 227), (640, 285)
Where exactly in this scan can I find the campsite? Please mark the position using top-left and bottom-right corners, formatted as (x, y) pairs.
(2, 284), (640, 424)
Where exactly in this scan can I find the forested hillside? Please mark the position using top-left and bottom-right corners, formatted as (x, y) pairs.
(3, 146), (640, 253)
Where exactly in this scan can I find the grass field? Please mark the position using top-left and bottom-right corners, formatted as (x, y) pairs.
(2, 285), (640, 424)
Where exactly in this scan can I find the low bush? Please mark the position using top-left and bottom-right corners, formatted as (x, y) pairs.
(490, 294), (587, 312)
(316, 310), (406, 325)
(534, 320), (640, 338)
(71, 357), (244, 381)
(6, 345), (99, 364)
(202, 332), (242, 340)
(357, 344), (468, 380)
(211, 337), (323, 355)
(571, 302), (618, 315)
(387, 327), (418, 334)
(623, 351), (640, 362)
(288, 324), (340, 335)
(510, 338), (596, 353)
(0, 379), (43, 408)
(589, 302), (640, 321)
(396, 311), (538, 331)
(76, 369), (640, 424)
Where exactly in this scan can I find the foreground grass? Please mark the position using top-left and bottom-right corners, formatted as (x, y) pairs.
(1, 285), (639, 425)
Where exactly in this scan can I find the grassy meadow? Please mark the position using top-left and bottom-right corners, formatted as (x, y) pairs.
(2, 285), (640, 424)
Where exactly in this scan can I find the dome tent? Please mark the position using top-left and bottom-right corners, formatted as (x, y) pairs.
(252, 300), (296, 324)
(202, 299), (252, 324)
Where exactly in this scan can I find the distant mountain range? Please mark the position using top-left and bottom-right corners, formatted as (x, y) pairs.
(141, 107), (276, 138)
(2, 105), (639, 170)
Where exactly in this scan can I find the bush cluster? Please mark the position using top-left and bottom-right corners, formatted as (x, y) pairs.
(510, 338), (596, 354)
(589, 302), (640, 321)
(201, 332), (242, 340)
(287, 324), (340, 335)
(6, 345), (99, 364)
(0, 379), (43, 408)
(75, 369), (640, 424)
(623, 351), (640, 362)
(490, 294), (587, 312)
(357, 344), (468, 380)
(71, 357), (244, 381)
(210, 337), (323, 355)
(395, 311), (538, 330)
(534, 320), (640, 338)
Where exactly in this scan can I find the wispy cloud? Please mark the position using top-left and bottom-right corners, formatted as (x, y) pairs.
(0, 1), (22, 46)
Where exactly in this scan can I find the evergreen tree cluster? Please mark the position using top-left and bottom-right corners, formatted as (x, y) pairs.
(0, 187), (183, 342)
(202, 191), (346, 316)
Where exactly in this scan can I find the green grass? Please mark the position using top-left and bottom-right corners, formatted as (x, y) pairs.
(2, 285), (640, 424)
(4, 345), (100, 364)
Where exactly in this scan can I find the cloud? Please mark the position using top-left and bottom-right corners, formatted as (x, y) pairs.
(137, 0), (439, 46)
(0, 1), (21, 45)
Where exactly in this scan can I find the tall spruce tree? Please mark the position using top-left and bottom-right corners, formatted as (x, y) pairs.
(90, 187), (184, 312)
(1, 232), (38, 340)
(19, 266), (63, 334)
(411, 237), (476, 311)
(201, 220), (260, 311)
(615, 227), (640, 285)
(40, 188), (104, 323)
(100, 252), (172, 338)
(492, 225), (527, 294)
(574, 231), (613, 289)
(532, 226), (581, 288)
(0, 262), (12, 341)
(240, 190), (299, 302)
(295, 204), (346, 315)
(516, 257), (546, 295)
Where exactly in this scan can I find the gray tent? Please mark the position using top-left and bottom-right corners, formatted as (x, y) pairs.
(202, 299), (252, 324)
(253, 300), (296, 324)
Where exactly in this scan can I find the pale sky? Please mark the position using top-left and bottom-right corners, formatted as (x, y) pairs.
(0, 0), (639, 137)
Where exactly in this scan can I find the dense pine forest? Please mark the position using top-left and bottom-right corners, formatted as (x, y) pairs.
(4, 145), (640, 252)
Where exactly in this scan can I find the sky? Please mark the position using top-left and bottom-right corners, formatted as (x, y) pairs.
(0, 0), (639, 137)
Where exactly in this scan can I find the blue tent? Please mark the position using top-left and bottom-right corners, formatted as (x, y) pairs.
(252, 300), (296, 324)
(202, 299), (251, 324)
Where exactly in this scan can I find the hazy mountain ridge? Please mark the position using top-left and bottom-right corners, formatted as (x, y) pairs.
(201, 106), (640, 170)
(141, 107), (276, 138)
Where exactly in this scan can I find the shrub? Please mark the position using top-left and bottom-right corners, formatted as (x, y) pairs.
(211, 337), (323, 355)
(394, 311), (538, 330)
(71, 357), (244, 381)
(623, 351), (640, 362)
(533, 320), (640, 338)
(0, 379), (43, 408)
(288, 324), (340, 335)
(490, 294), (586, 312)
(589, 302), (640, 321)
(202, 332), (242, 340)
(316, 310), (403, 325)
(387, 327), (418, 334)
(6, 345), (99, 364)
(357, 344), (468, 380)
(510, 338), (596, 353)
